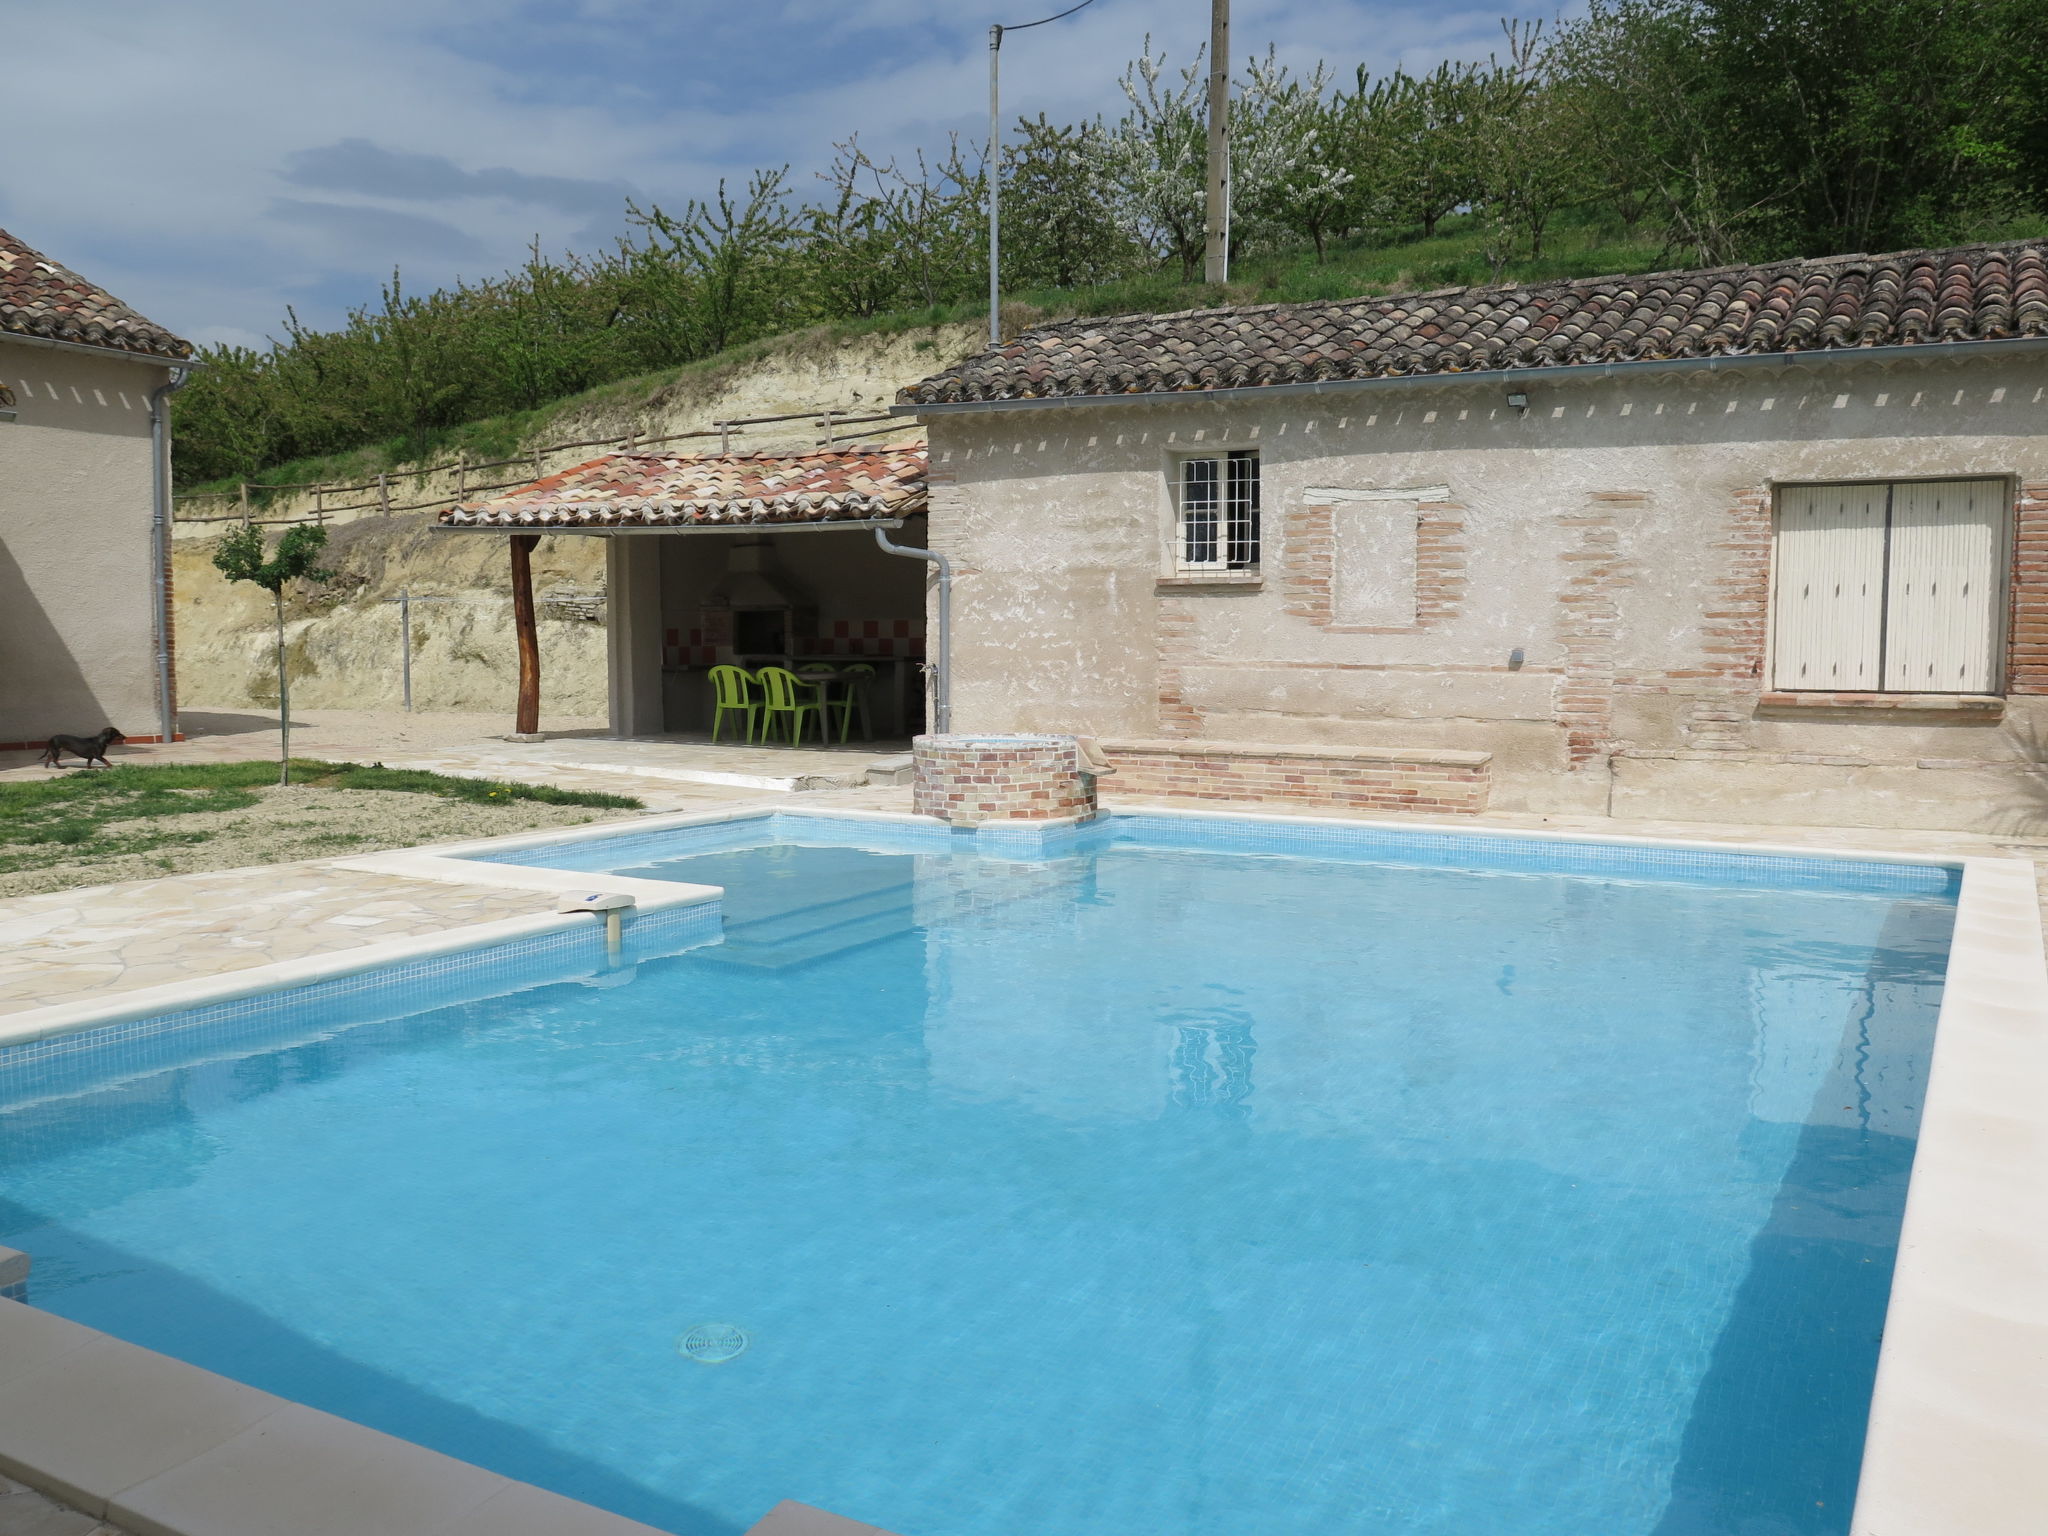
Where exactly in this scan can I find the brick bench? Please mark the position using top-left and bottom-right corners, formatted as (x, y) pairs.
(1100, 738), (1491, 815)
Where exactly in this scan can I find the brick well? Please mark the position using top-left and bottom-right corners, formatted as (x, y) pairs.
(912, 735), (1099, 825)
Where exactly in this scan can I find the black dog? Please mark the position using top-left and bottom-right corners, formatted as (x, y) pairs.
(39, 726), (125, 769)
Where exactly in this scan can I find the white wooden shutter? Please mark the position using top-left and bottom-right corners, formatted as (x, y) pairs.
(1882, 478), (2007, 693)
(1771, 484), (1887, 690)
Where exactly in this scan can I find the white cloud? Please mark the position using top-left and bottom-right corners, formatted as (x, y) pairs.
(3, 0), (1564, 347)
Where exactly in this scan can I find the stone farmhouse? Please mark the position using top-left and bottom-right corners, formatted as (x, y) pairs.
(0, 229), (194, 750)
(894, 239), (2048, 835)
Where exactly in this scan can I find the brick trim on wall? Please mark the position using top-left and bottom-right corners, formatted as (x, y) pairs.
(1281, 498), (1468, 632)
(1698, 486), (1772, 684)
(1553, 498), (1636, 770)
(2010, 481), (2048, 694)
(1103, 738), (1490, 815)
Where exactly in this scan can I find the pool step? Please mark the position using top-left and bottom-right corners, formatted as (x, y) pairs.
(706, 880), (919, 969)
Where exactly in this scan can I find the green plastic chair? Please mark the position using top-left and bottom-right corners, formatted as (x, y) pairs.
(830, 663), (876, 743)
(757, 666), (826, 747)
(708, 664), (761, 744)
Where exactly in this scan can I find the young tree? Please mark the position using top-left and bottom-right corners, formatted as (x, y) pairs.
(1467, 24), (1593, 275)
(212, 523), (332, 785)
(1693, 0), (2048, 257)
(1000, 116), (1141, 289)
(1546, 0), (1771, 265)
(1097, 41), (1212, 280)
(627, 169), (800, 362)
(1098, 40), (1350, 280)
(1239, 54), (1356, 263)
(166, 345), (283, 486)
(1370, 62), (1493, 241)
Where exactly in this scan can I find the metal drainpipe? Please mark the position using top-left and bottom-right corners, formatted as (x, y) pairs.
(148, 365), (194, 745)
(873, 524), (951, 733)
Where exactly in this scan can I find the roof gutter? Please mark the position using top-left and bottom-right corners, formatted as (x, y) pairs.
(149, 362), (195, 745)
(890, 333), (2048, 417)
(432, 517), (911, 536)
(872, 524), (951, 733)
(0, 329), (200, 368)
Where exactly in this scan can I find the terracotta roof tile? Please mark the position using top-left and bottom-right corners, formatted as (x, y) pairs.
(902, 239), (2048, 407)
(0, 228), (192, 361)
(439, 445), (927, 529)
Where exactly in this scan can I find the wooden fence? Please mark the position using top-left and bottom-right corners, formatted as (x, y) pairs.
(171, 406), (903, 527)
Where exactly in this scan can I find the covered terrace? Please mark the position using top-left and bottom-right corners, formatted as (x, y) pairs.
(437, 444), (941, 747)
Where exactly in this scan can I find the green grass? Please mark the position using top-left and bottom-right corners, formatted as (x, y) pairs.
(182, 212), (1674, 501)
(294, 760), (641, 808)
(0, 760), (639, 876)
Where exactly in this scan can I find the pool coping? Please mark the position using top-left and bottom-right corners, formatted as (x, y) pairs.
(0, 802), (2042, 1535)
(0, 842), (726, 1049)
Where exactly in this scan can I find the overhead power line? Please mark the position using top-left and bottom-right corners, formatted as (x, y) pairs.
(987, 0), (1103, 347)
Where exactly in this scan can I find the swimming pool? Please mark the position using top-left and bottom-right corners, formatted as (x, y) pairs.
(0, 813), (1957, 1536)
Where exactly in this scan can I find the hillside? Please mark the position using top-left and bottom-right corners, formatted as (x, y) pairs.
(170, 320), (979, 718)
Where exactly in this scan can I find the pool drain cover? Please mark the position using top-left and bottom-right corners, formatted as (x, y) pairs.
(678, 1323), (749, 1364)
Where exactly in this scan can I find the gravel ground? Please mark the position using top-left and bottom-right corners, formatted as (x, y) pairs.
(0, 785), (626, 899)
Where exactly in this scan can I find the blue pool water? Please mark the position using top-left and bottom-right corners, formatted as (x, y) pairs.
(0, 815), (1955, 1536)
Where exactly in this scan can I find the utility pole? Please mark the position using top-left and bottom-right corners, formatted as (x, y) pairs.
(989, 24), (1004, 348)
(985, 0), (1098, 348)
(1204, 0), (1231, 285)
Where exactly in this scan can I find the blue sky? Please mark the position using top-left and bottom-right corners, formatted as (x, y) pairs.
(6, 0), (1550, 350)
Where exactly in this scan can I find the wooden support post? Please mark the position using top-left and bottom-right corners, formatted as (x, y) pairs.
(510, 533), (542, 736)
(456, 452), (468, 500)
(378, 472), (390, 514)
(239, 482), (250, 516)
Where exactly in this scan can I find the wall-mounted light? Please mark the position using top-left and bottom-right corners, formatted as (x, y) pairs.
(1508, 647), (1526, 669)
(1505, 391), (1530, 414)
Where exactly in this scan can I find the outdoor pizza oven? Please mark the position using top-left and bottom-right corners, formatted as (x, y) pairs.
(703, 539), (813, 663)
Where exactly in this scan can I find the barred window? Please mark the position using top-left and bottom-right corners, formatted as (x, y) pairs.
(1176, 450), (1260, 573)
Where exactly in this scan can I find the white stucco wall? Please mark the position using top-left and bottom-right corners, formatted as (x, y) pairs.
(0, 340), (174, 745)
(920, 350), (2048, 832)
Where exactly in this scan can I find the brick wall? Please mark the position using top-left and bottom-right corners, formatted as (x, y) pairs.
(913, 735), (1098, 824)
(1554, 499), (1634, 770)
(1102, 739), (1490, 815)
(1699, 486), (1772, 683)
(2011, 480), (2048, 694)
